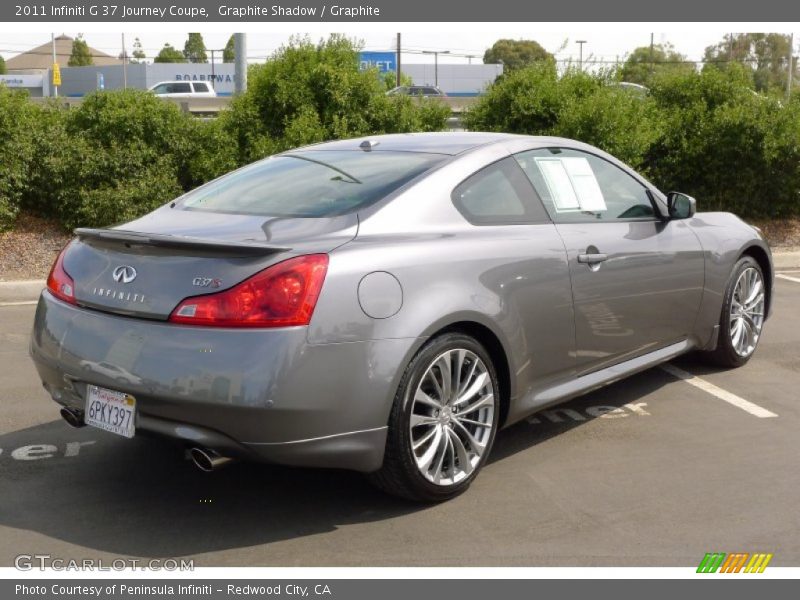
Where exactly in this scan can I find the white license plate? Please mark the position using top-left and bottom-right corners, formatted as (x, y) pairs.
(85, 385), (136, 438)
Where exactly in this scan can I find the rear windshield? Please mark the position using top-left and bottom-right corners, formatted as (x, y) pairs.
(180, 150), (446, 217)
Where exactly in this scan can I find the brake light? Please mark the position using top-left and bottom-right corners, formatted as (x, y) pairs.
(46, 243), (76, 305)
(168, 254), (329, 328)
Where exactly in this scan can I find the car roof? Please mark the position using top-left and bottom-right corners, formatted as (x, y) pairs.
(293, 132), (599, 157)
(294, 132), (527, 156)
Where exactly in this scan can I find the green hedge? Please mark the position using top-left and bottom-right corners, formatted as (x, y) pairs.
(465, 63), (800, 219)
(3, 40), (799, 232)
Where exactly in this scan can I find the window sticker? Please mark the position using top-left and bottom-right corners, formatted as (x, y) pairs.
(535, 158), (580, 211)
(562, 157), (607, 212)
(534, 156), (607, 213)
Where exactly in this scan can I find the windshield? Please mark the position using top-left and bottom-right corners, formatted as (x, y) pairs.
(180, 150), (446, 218)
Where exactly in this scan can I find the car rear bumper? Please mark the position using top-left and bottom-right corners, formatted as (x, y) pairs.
(30, 291), (417, 472)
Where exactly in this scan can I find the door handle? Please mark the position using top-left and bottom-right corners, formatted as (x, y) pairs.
(577, 253), (608, 264)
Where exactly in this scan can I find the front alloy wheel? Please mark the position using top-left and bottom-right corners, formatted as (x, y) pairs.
(705, 256), (767, 368)
(370, 333), (500, 502)
(728, 266), (765, 358)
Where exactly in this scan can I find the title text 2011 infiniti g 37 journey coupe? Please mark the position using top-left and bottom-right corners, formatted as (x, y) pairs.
(30, 133), (773, 502)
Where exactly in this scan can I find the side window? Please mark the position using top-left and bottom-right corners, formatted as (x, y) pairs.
(193, 82), (210, 92)
(152, 84), (169, 94)
(514, 148), (655, 223)
(170, 82), (192, 94)
(452, 157), (549, 225)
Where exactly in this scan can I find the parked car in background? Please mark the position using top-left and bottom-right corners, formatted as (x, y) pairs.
(148, 81), (217, 98)
(31, 132), (773, 502)
(386, 85), (447, 97)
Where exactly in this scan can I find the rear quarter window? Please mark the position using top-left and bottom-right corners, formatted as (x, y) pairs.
(451, 158), (549, 225)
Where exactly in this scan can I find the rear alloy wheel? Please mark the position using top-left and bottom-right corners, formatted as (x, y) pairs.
(369, 333), (500, 502)
(705, 256), (766, 367)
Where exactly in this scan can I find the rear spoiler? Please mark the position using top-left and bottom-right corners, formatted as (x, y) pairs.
(74, 228), (290, 257)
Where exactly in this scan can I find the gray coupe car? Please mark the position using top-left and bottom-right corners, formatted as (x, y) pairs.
(30, 132), (773, 502)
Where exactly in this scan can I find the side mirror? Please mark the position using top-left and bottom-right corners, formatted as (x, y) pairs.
(667, 192), (696, 219)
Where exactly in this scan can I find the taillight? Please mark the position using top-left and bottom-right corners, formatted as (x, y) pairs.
(46, 243), (76, 305)
(168, 254), (329, 328)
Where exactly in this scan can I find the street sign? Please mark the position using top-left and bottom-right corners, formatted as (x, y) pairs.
(51, 63), (61, 86)
(359, 51), (397, 73)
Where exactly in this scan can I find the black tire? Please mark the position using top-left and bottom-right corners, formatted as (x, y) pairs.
(369, 333), (501, 502)
(704, 256), (765, 368)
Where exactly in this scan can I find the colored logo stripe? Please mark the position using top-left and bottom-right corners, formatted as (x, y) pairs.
(719, 553), (749, 573)
(697, 553), (726, 573)
(745, 553), (773, 573)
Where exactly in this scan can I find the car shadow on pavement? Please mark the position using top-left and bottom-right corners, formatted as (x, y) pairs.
(488, 367), (675, 464)
(0, 367), (674, 562)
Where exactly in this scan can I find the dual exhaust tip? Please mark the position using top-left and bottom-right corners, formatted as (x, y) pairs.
(59, 407), (233, 472)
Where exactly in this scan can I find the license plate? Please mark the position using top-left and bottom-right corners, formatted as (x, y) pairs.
(85, 385), (136, 438)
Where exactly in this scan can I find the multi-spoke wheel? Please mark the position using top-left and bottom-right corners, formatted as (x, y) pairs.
(369, 333), (500, 502)
(705, 256), (767, 367)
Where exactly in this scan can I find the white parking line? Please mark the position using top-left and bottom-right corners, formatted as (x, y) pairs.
(660, 364), (778, 418)
(776, 274), (800, 284)
(0, 301), (37, 307)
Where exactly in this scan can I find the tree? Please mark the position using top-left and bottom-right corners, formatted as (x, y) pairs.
(154, 43), (186, 63)
(483, 39), (553, 71)
(703, 33), (797, 93)
(68, 34), (93, 67)
(183, 33), (208, 63)
(131, 38), (146, 64)
(220, 34), (450, 164)
(223, 35), (235, 63)
(0, 56), (7, 75)
(620, 43), (696, 85)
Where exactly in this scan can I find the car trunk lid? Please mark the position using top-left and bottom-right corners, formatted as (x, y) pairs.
(63, 207), (357, 320)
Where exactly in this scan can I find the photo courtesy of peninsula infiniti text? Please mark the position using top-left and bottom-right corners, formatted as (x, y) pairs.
(30, 132), (773, 502)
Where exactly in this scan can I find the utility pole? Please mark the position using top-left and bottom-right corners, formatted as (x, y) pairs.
(51, 33), (58, 98)
(649, 32), (655, 78)
(210, 49), (216, 89)
(422, 50), (450, 87)
(234, 33), (247, 94)
(788, 33), (794, 101)
(396, 32), (401, 88)
(121, 33), (127, 89)
(576, 40), (587, 71)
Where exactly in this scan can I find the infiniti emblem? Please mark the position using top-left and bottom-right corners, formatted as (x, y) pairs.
(112, 265), (137, 284)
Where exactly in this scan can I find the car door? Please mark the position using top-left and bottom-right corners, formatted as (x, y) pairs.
(514, 147), (705, 375)
(450, 157), (576, 412)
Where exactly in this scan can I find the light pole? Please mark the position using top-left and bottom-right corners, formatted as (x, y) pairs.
(576, 40), (587, 71)
(422, 50), (450, 87)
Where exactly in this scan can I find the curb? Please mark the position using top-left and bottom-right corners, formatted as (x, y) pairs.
(773, 250), (800, 271)
(1, 250), (799, 304)
(0, 280), (45, 303)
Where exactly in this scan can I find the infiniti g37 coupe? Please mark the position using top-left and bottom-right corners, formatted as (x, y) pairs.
(30, 132), (773, 501)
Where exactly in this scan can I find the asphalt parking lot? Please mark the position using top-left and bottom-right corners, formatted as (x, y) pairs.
(1, 276), (799, 568)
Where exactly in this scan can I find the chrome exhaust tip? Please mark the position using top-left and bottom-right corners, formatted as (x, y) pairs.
(189, 447), (234, 472)
(60, 407), (85, 428)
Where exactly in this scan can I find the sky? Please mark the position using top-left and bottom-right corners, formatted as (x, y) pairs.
(1, 23), (797, 65)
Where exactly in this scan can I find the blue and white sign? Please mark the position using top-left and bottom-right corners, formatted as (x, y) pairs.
(359, 51), (397, 73)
